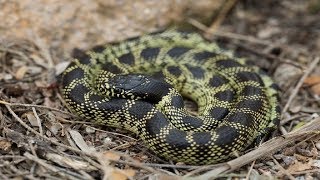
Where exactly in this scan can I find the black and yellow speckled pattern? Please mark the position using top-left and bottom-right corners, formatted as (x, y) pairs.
(62, 31), (280, 165)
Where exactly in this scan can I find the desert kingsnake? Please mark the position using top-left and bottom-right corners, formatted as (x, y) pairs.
(62, 31), (280, 165)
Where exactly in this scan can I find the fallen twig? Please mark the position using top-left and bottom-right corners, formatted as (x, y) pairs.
(205, 0), (238, 36)
(272, 156), (295, 180)
(281, 57), (320, 116)
(187, 18), (271, 45)
(0, 100), (75, 117)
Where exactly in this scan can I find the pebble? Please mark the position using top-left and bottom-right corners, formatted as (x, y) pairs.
(85, 126), (96, 134)
(316, 141), (320, 150)
(282, 156), (296, 166)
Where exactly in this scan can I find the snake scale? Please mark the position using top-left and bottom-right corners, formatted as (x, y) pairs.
(62, 31), (280, 165)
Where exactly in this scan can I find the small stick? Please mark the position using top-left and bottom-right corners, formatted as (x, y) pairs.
(245, 160), (255, 180)
(0, 100), (75, 117)
(236, 43), (302, 69)
(24, 152), (59, 173)
(32, 107), (43, 135)
(187, 18), (270, 45)
(24, 152), (89, 180)
(272, 157), (295, 180)
(83, 124), (137, 141)
(290, 169), (320, 175)
(205, 0), (238, 36)
(281, 57), (320, 116)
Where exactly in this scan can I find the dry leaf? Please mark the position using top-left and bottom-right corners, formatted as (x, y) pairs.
(303, 75), (320, 95)
(304, 75), (320, 86)
(103, 151), (121, 161)
(294, 154), (309, 162)
(69, 129), (96, 153)
(28, 66), (42, 75)
(23, 111), (39, 127)
(55, 61), (70, 76)
(110, 169), (135, 180)
(310, 83), (320, 95)
(157, 175), (180, 180)
(287, 161), (313, 173)
(49, 124), (62, 135)
(0, 138), (12, 151)
(15, 66), (28, 80)
(46, 153), (97, 171)
(30, 53), (46, 67)
(51, 111), (72, 119)
(110, 171), (127, 180)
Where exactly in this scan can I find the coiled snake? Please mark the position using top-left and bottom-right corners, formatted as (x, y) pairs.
(62, 31), (280, 165)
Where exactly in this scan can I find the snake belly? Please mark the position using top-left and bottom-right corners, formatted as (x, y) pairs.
(62, 31), (280, 165)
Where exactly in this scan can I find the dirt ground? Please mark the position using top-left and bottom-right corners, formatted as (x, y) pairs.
(1, 0), (320, 179)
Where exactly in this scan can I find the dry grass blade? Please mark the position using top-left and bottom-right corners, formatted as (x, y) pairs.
(281, 57), (320, 117)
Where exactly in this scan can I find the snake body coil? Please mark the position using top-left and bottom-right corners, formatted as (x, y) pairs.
(62, 31), (280, 165)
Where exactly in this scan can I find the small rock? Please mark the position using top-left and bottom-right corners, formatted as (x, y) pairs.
(266, 161), (275, 167)
(85, 126), (96, 134)
(28, 66), (43, 75)
(257, 26), (280, 39)
(316, 141), (320, 150)
(282, 156), (296, 166)
(273, 63), (302, 89)
(248, 169), (262, 180)
(103, 137), (113, 144)
(49, 124), (62, 135)
(55, 61), (70, 76)
(1, 73), (13, 80)
(313, 160), (320, 168)
(273, 154), (284, 159)
(290, 105), (302, 113)
(305, 174), (314, 180)
(295, 176), (305, 180)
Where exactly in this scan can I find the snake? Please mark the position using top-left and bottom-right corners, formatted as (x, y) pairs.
(61, 30), (280, 165)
